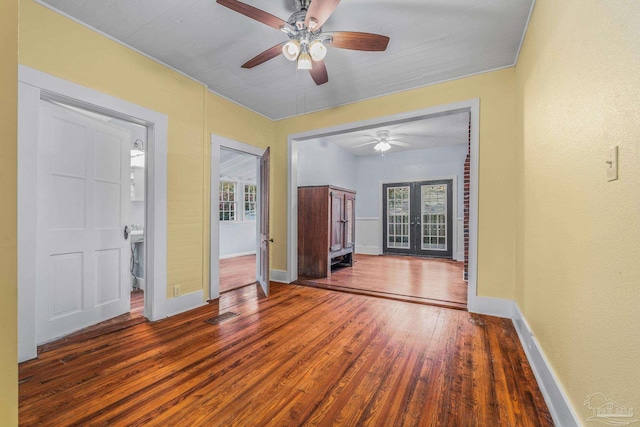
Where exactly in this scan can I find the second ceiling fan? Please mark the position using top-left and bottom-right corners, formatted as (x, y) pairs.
(354, 130), (411, 152)
(216, 0), (390, 85)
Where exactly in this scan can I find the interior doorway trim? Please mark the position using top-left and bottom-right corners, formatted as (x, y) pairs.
(210, 135), (266, 300)
(287, 99), (486, 312)
(17, 65), (168, 362)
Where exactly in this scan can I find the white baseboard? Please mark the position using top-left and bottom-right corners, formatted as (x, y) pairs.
(270, 269), (289, 283)
(467, 296), (515, 318)
(355, 245), (381, 255)
(512, 304), (580, 427)
(165, 290), (206, 317)
(219, 251), (256, 260)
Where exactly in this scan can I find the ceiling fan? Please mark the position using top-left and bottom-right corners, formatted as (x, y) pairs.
(354, 130), (411, 152)
(216, 0), (390, 85)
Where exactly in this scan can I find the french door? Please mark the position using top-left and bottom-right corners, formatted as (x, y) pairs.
(382, 180), (453, 258)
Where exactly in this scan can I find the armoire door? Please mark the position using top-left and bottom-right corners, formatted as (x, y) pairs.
(344, 191), (356, 249)
(330, 190), (345, 252)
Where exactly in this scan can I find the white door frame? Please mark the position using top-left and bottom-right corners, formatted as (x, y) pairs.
(210, 135), (267, 300)
(287, 99), (483, 311)
(18, 66), (168, 362)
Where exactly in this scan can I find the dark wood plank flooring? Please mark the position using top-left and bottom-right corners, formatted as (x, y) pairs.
(220, 254), (257, 293)
(19, 283), (552, 426)
(298, 254), (468, 310)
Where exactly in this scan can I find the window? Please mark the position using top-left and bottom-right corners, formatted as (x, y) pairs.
(244, 184), (257, 221)
(219, 181), (236, 221)
(421, 184), (447, 250)
(386, 186), (410, 249)
(218, 181), (257, 222)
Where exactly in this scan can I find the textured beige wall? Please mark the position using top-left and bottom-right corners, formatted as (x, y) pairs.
(18, 0), (519, 303)
(0, 0), (19, 423)
(19, 0), (272, 300)
(274, 69), (518, 299)
(515, 0), (640, 417)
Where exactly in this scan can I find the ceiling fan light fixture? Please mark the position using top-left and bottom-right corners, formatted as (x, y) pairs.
(309, 40), (327, 61)
(282, 40), (301, 61)
(374, 141), (391, 152)
(297, 52), (312, 70)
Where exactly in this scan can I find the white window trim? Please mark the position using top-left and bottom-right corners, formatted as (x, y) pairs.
(218, 180), (238, 222)
(218, 180), (257, 223)
(242, 182), (258, 223)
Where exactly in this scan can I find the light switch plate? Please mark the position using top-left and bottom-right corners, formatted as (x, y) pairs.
(607, 146), (618, 181)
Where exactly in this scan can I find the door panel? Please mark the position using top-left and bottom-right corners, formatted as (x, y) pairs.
(382, 185), (411, 253)
(51, 253), (83, 317)
(330, 191), (344, 252)
(96, 249), (122, 305)
(258, 147), (270, 296)
(36, 101), (131, 343)
(344, 192), (356, 248)
(383, 180), (453, 258)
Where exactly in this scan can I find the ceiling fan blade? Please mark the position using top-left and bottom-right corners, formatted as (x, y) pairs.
(217, 0), (286, 30)
(305, 0), (341, 30)
(309, 60), (329, 85)
(389, 140), (410, 147)
(328, 32), (390, 51)
(353, 140), (378, 148)
(241, 43), (285, 68)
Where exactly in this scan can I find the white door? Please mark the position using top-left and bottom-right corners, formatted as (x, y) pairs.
(258, 147), (270, 296)
(36, 101), (132, 343)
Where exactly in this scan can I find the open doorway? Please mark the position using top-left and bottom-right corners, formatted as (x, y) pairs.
(288, 101), (479, 310)
(18, 67), (168, 362)
(218, 148), (259, 293)
(28, 100), (148, 346)
(210, 136), (270, 300)
(112, 118), (147, 318)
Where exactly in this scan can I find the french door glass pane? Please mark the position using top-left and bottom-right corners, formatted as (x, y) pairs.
(387, 186), (410, 249)
(421, 184), (447, 250)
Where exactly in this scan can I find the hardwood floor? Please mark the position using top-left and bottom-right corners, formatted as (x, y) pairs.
(220, 254), (257, 293)
(20, 283), (552, 426)
(131, 288), (144, 314)
(298, 254), (468, 310)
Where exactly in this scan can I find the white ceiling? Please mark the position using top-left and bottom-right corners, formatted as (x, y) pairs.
(40, 0), (534, 120)
(220, 148), (257, 182)
(309, 110), (469, 156)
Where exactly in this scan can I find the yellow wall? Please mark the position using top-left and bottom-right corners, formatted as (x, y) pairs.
(274, 69), (518, 299)
(0, 0), (19, 422)
(19, 0), (272, 299)
(515, 0), (640, 417)
(18, 0), (519, 307)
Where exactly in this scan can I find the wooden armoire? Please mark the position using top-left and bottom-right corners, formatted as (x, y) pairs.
(298, 186), (356, 278)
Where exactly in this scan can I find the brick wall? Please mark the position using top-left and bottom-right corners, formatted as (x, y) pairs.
(463, 115), (470, 280)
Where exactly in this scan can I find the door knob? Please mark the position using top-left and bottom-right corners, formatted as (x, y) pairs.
(124, 225), (130, 240)
(269, 238), (274, 243)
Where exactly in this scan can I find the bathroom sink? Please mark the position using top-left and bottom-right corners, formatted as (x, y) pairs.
(130, 229), (144, 243)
